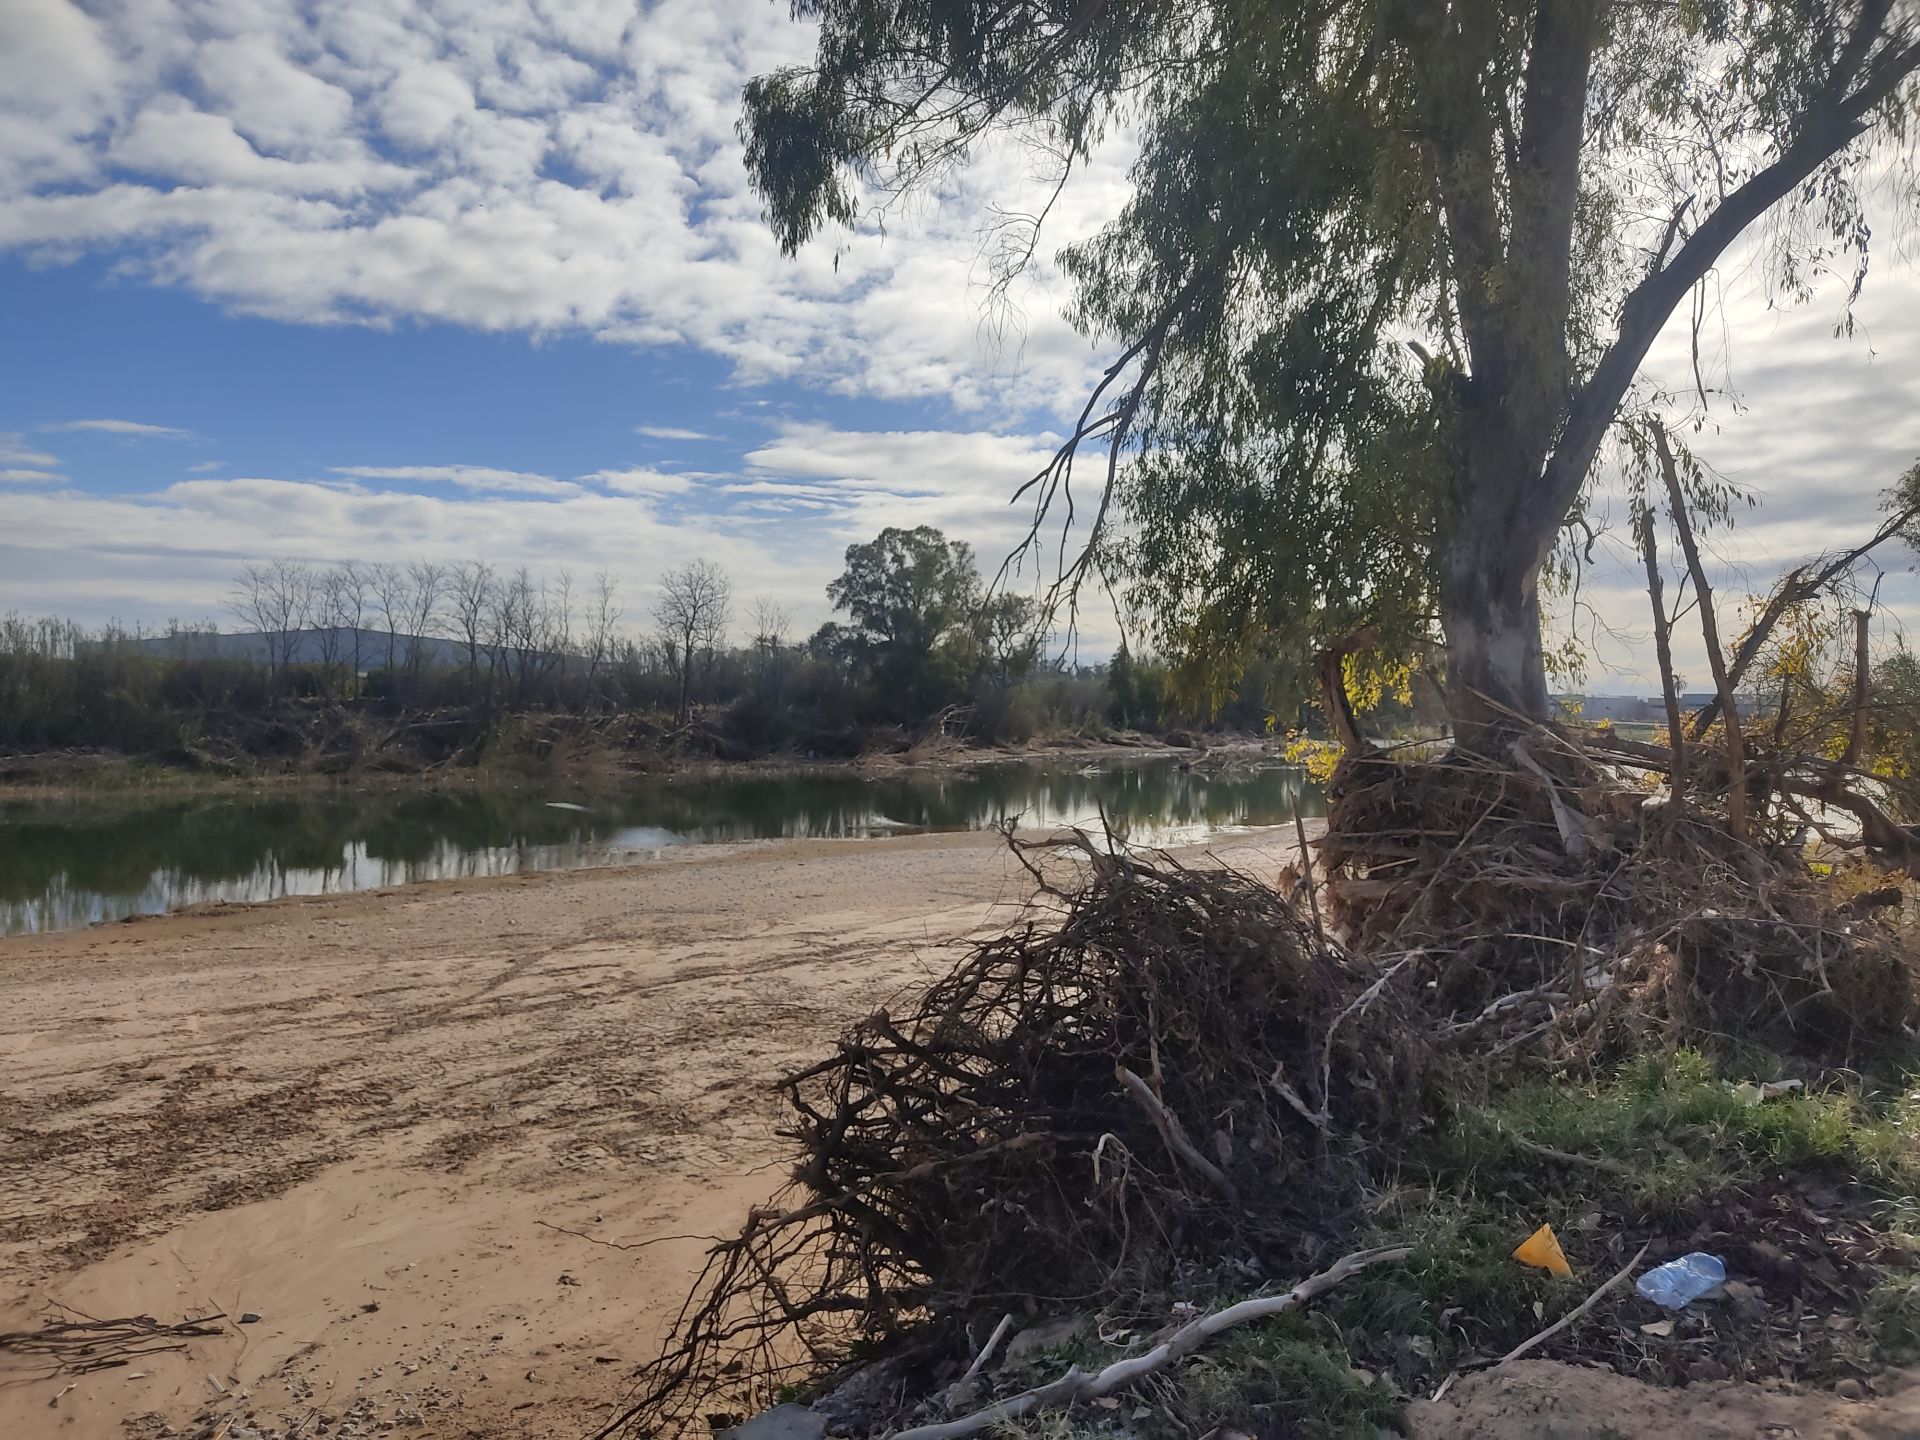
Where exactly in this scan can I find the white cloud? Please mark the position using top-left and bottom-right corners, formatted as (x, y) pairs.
(635, 425), (713, 441)
(0, 468), (62, 483)
(330, 464), (578, 497)
(0, 432), (59, 466)
(0, 0), (1128, 420)
(581, 466), (697, 495)
(48, 418), (192, 437)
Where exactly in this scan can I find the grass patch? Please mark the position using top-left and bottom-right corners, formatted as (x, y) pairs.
(1437, 1050), (1920, 1215)
(1000, 1051), (1920, 1434)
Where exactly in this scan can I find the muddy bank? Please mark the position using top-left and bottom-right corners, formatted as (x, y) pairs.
(0, 727), (1229, 804)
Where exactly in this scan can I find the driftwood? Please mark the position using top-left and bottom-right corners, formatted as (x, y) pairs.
(0, 1312), (227, 1375)
(1635, 496), (1687, 789)
(890, 1246), (1412, 1440)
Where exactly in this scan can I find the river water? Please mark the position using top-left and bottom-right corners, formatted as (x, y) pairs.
(0, 755), (1321, 935)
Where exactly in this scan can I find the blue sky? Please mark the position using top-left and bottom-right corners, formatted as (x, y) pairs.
(2, 0), (1918, 688)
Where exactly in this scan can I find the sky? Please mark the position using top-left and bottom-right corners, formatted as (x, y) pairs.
(2, 0), (1918, 694)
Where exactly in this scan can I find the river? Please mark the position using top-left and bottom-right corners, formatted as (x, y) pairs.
(0, 754), (1321, 935)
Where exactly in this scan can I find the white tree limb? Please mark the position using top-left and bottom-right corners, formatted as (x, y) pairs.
(889, 1245), (1413, 1440)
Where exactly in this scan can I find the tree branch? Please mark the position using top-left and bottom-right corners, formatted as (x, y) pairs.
(1525, 39), (1920, 557)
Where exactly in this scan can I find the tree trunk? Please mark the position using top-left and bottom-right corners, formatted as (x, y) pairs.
(1437, 525), (1551, 732)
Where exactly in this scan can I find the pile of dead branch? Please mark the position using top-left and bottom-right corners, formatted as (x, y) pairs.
(609, 834), (1428, 1436)
(1318, 738), (1917, 1067)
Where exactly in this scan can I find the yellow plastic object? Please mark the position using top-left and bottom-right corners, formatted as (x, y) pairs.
(1513, 1224), (1573, 1278)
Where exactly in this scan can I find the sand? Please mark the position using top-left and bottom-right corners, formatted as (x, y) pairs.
(7, 824), (1915, 1440)
(1, 828), (1308, 1439)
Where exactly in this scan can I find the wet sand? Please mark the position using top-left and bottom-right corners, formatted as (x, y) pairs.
(0, 827), (1299, 1439)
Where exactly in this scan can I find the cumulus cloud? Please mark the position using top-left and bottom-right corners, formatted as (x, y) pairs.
(0, 0), (1129, 421)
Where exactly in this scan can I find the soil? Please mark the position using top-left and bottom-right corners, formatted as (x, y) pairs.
(1412, 1358), (1920, 1437)
(3, 825), (1912, 1440)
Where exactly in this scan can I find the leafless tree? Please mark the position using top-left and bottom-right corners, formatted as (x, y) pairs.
(312, 568), (351, 688)
(230, 559), (316, 676)
(655, 560), (732, 726)
(586, 569), (624, 703)
(446, 561), (495, 684)
(368, 562), (408, 670)
(401, 560), (444, 691)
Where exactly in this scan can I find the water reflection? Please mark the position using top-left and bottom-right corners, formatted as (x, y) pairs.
(0, 758), (1323, 935)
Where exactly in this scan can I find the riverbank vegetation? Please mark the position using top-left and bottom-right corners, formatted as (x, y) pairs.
(0, 527), (1345, 786)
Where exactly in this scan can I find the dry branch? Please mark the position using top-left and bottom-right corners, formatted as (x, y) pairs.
(1635, 497), (1687, 788)
(890, 1246), (1412, 1440)
(1654, 419), (1747, 838)
(1115, 1063), (1239, 1203)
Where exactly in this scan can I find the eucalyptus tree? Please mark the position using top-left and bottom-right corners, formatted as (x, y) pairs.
(743, 1), (1920, 727)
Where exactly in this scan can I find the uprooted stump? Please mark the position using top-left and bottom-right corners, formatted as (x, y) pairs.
(607, 836), (1430, 1436)
(1320, 743), (1919, 1065)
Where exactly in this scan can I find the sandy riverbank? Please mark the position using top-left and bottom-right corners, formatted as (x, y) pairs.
(10, 826), (1918, 1440)
(0, 827), (1303, 1440)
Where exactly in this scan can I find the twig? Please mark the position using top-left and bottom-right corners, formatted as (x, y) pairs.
(891, 1246), (1413, 1440)
(1843, 607), (1871, 768)
(1292, 797), (1325, 942)
(1498, 1126), (1635, 1178)
(1114, 1064), (1238, 1203)
(1431, 1240), (1650, 1403)
(534, 1220), (722, 1253)
(958, 1314), (1016, 1387)
(1496, 1241), (1650, 1365)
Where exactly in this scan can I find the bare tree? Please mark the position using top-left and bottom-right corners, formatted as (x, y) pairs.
(401, 560), (444, 693)
(750, 596), (792, 658)
(312, 568), (351, 689)
(655, 561), (732, 726)
(368, 562), (408, 670)
(749, 595), (793, 701)
(586, 569), (624, 704)
(446, 561), (495, 686)
(230, 559), (316, 676)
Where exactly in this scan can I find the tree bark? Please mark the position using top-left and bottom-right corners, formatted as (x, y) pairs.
(1437, 537), (1550, 730)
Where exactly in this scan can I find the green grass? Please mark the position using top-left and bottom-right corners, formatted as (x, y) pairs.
(985, 1052), (1920, 1437)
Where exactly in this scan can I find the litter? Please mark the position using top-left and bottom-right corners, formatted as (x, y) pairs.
(1514, 1224), (1574, 1278)
(1635, 1252), (1726, 1309)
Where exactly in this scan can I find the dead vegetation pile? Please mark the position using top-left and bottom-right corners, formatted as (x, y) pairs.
(1320, 740), (1918, 1067)
(606, 727), (1920, 1436)
(609, 458), (1920, 1436)
(613, 833), (1428, 1435)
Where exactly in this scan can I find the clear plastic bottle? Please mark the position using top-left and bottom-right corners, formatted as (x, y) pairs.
(1635, 1252), (1726, 1309)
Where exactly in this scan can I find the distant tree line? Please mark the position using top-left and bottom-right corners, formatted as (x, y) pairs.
(0, 526), (1330, 766)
